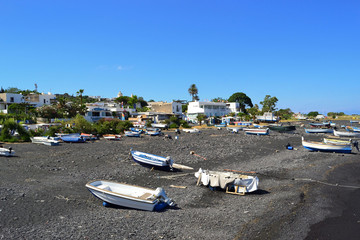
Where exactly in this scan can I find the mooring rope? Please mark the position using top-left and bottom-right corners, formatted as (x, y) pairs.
(294, 178), (360, 189)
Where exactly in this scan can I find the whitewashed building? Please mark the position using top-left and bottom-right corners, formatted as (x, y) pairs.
(186, 101), (230, 122)
(147, 101), (182, 116)
(84, 102), (137, 122)
(0, 93), (24, 113)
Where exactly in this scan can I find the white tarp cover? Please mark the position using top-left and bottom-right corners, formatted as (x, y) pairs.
(195, 168), (259, 192)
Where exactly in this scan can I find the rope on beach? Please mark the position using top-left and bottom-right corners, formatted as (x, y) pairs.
(294, 178), (360, 189)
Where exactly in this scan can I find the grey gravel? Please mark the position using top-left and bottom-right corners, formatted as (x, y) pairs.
(0, 120), (359, 239)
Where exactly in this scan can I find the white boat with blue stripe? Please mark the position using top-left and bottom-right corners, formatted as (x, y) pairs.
(130, 149), (174, 170)
(86, 180), (175, 211)
(302, 137), (352, 153)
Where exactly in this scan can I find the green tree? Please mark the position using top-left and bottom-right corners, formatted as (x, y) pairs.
(128, 95), (138, 109)
(212, 97), (226, 102)
(0, 119), (30, 142)
(228, 92), (253, 113)
(247, 105), (260, 121)
(76, 89), (84, 106)
(188, 84), (199, 101)
(260, 95), (278, 112)
(71, 114), (93, 133)
(37, 105), (63, 121)
(115, 96), (130, 107)
(276, 108), (293, 120)
(196, 114), (206, 126)
(307, 111), (319, 118)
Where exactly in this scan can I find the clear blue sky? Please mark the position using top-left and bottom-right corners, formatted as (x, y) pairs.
(1, 0), (359, 114)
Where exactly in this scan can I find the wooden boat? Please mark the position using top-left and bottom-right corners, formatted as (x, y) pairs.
(103, 134), (122, 140)
(323, 138), (352, 145)
(333, 129), (360, 138)
(194, 168), (259, 195)
(182, 128), (200, 133)
(227, 126), (243, 133)
(85, 180), (175, 211)
(61, 134), (86, 143)
(301, 137), (352, 153)
(130, 149), (193, 170)
(346, 126), (360, 132)
(124, 131), (141, 137)
(243, 128), (269, 135)
(309, 122), (331, 128)
(268, 124), (296, 132)
(304, 128), (333, 134)
(0, 146), (15, 157)
(80, 133), (97, 141)
(30, 136), (60, 146)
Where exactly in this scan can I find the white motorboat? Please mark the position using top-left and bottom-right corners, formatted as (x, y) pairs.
(243, 128), (269, 135)
(0, 146), (15, 157)
(30, 136), (60, 146)
(182, 128), (200, 133)
(85, 180), (175, 211)
(103, 134), (122, 140)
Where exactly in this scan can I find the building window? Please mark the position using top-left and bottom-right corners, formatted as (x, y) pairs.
(10, 97), (14, 102)
(44, 99), (46, 104)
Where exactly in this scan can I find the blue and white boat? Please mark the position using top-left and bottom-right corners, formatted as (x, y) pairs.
(243, 128), (269, 135)
(302, 137), (352, 153)
(86, 180), (175, 211)
(125, 131), (141, 137)
(61, 134), (86, 143)
(130, 149), (174, 170)
(304, 128), (333, 134)
(0, 146), (15, 157)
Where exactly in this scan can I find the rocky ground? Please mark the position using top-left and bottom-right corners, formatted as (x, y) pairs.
(1, 120), (359, 239)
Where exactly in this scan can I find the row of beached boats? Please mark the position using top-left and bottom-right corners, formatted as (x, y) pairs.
(85, 149), (260, 211)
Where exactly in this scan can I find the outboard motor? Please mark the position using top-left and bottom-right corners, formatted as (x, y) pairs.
(9, 147), (12, 154)
(153, 187), (175, 207)
(353, 141), (359, 152)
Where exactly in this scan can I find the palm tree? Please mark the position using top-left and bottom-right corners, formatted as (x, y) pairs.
(188, 84), (199, 101)
(76, 89), (84, 106)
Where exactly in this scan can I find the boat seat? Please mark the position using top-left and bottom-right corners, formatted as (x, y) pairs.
(97, 185), (111, 191)
(138, 192), (153, 200)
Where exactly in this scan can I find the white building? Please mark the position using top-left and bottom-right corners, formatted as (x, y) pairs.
(84, 102), (137, 122)
(24, 92), (56, 107)
(225, 102), (241, 115)
(0, 93), (24, 113)
(186, 101), (230, 122)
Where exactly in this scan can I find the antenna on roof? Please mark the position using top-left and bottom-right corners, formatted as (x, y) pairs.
(34, 83), (38, 92)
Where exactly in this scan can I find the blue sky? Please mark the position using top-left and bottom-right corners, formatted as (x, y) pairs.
(1, 0), (359, 114)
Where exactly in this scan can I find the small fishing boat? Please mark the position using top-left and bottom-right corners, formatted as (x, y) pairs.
(103, 134), (122, 140)
(268, 124), (296, 132)
(130, 149), (174, 170)
(346, 126), (360, 132)
(130, 128), (144, 134)
(130, 149), (193, 170)
(214, 124), (227, 128)
(0, 146), (15, 157)
(227, 126), (243, 133)
(183, 128), (200, 133)
(30, 136), (60, 146)
(146, 130), (162, 136)
(323, 138), (352, 145)
(124, 131), (141, 137)
(333, 129), (360, 138)
(80, 133), (97, 141)
(151, 123), (168, 129)
(301, 137), (352, 153)
(243, 128), (269, 135)
(194, 168), (259, 195)
(61, 134), (86, 143)
(304, 128), (333, 134)
(309, 122), (331, 128)
(85, 180), (175, 211)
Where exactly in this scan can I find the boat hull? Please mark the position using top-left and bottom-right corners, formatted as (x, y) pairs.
(131, 150), (173, 170)
(0, 148), (15, 157)
(31, 137), (60, 146)
(302, 137), (352, 153)
(268, 125), (296, 132)
(304, 128), (333, 134)
(244, 128), (269, 135)
(86, 180), (174, 211)
(333, 130), (360, 138)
